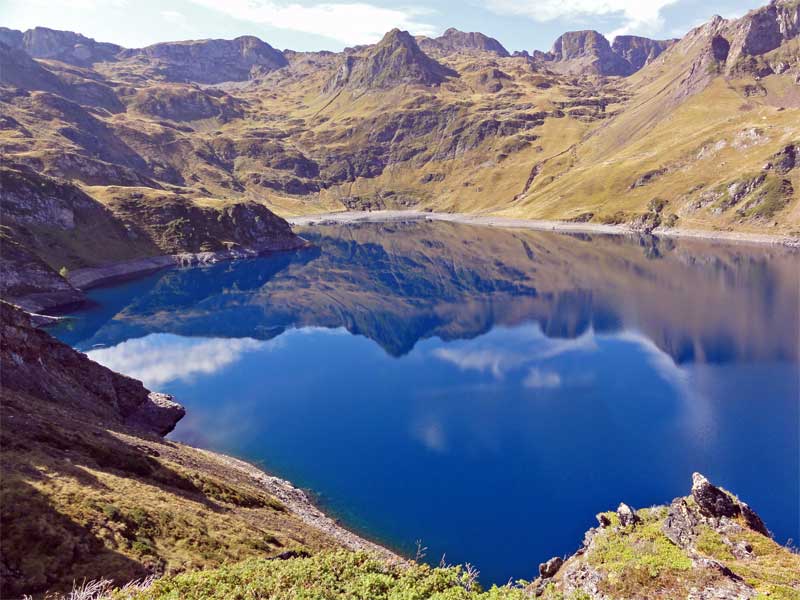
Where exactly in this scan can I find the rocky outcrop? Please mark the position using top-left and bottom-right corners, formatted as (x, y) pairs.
(0, 301), (184, 434)
(418, 28), (509, 57)
(531, 473), (795, 599)
(0, 233), (85, 313)
(102, 193), (307, 255)
(611, 35), (676, 72)
(325, 29), (455, 91)
(0, 166), (307, 312)
(0, 26), (122, 66)
(118, 36), (288, 84)
(540, 30), (674, 76)
(129, 84), (244, 122)
(543, 30), (630, 76)
(0, 41), (68, 94)
(691, 473), (769, 536)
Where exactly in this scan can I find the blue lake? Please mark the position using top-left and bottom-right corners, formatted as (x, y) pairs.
(51, 221), (800, 586)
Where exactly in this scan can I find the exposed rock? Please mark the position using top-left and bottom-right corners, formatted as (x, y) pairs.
(540, 30), (672, 76)
(692, 473), (769, 536)
(767, 142), (798, 174)
(0, 233), (85, 313)
(611, 35), (676, 72)
(630, 168), (668, 189)
(538, 556), (563, 579)
(692, 472), (740, 518)
(0, 41), (68, 94)
(616, 502), (641, 527)
(596, 513), (612, 527)
(418, 28), (509, 57)
(325, 29), (455, 91)
(543, 473), (785, 599)
(102, 192), (308, 255)
(2, 26), (122, 66)
(0, 301), (185, 435)
(118, 36), (288, 84)
(663, 498), (701, 547)
(129, 84), (244, 122)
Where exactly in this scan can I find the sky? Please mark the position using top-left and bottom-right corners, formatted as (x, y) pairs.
(1, 0), (765, 53)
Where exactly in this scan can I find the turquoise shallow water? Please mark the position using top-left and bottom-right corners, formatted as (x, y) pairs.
(52, 222), (800, 585)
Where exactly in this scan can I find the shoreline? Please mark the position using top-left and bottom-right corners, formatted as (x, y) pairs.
(288, 210), (800, 248)
(68, 243), (310, 292)
(195, 448), (404, 564)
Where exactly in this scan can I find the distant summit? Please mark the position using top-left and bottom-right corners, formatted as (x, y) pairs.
(325, 29), (455, 91)
(539, 30), (674, 76)
(0, 26), (122, 66)
(418, 28), (509, 57)
(118, 36), (288, 84)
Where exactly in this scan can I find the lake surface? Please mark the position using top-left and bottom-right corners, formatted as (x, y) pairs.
(51, 221), (800, 585)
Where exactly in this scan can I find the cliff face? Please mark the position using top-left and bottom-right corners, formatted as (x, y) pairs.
(1, 302), (184, 435)
(418, 28), (510, 57)
(117, 36), (288, 84)
(0, 26), (122, 66)
(543, 30), (674, 76)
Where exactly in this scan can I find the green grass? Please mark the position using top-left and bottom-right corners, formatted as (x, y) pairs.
(111, 551), (532, 600)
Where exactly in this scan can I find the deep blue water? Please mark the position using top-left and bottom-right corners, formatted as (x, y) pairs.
(51, 221), (800, 585)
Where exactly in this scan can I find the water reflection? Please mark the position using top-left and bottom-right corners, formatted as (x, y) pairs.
(51, 221), (800, 585)
(56, 221), (798, 365)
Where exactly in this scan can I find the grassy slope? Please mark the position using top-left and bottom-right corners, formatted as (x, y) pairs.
(0, 385), (342, 597)
(108, 504), (800, 600)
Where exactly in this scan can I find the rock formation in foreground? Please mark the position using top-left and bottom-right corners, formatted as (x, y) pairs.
(529, 472), (797, 599)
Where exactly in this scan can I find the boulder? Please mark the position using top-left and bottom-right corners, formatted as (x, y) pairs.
(538, 556), (564, 579)
(616, 502), (641, 527)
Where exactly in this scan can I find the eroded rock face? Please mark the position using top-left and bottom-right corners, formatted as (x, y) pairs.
(419, 28), (509, 57)
(118, 36), (288, 84)
(0, 302), (185, 435)
(539, 30), (674, 76)
(611, 35), (675, 71)
(691, 473), (769, 536)
(0, 26), (122, 66)
(325, 29), (456, 91)
(538, 556), (564, 579)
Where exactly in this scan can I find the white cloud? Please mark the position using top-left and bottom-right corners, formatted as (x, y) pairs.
(186, 0), (438, 45)
(522, 368), (562, 389)
(413, 421), (447, 452)
(161, 10), (186, 23)
(87, 334), (272, 388)
(485, 0), (680, 38)
(432, 347), (516, 378)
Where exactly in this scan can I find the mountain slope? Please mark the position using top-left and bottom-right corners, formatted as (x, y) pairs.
(0, 0), (798, 279)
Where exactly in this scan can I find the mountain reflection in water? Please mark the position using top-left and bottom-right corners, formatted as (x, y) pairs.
(52, 221), (800, 585)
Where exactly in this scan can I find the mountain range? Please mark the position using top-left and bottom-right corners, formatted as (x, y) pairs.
(1, 0), (799, 313)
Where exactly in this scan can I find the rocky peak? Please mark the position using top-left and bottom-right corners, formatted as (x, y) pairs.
(611, 35), (676, 71)
(723, 0), (800, 74)
(13, 26), (122, 66)
(325, 28), (455, 91)
(118, 35), (288, 84)
(544, 30), (632, 76)
(542, 30), (675, 76)
(419, 28), (509, 57)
